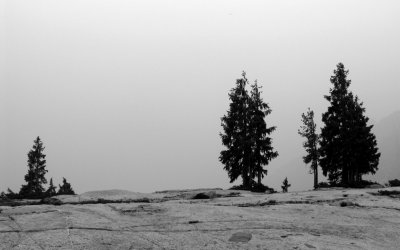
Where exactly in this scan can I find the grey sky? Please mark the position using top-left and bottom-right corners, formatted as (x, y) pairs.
(1, 0), (400, 193)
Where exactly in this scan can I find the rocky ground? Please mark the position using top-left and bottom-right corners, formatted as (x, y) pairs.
(1, 187), (400, 249)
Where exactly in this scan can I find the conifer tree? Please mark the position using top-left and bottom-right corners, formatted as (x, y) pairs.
(281, 177), (291, 193)
(248, 81), (278, 185)
(19, 136), (48, 198)
(46, 178), (57, 197)
(319, 63), (380, 185)
(220, 72), (252, 189)
(220, 72), (278, 190)
(57, 178), (75, 195)
(298, 108), (319, 189)
(345, 94), (380, 181)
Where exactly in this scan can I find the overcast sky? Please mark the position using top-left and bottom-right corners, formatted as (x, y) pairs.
(1, 0), (399, 193)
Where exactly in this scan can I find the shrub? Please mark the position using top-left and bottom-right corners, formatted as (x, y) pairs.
(340, 201), (359, 207)
(388, 179), (400, 187)
(229, 183), (276, 193)
(5, 188), (21, 199)
(41, 197), (62, 206)
(317, 182), (330, 188)
(377, 190), (400, 196)
(252, 183), (275, 193)
(57, 177), (75, 195)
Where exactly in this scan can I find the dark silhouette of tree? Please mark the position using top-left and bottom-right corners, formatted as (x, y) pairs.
(220, 72), (278, 190)
(319, 63), (380, 185)
(298, 108), (319, 189)
(4, 188), (20, 199)
(57, 178), (75, 195)
(19, 136), (48, 198)
(220, 72), (253, 189)
(46, 178), (57, 197)
(248, 81), (278, 185)
(347, 94), (380, 181)
(281, 177), (291, 193)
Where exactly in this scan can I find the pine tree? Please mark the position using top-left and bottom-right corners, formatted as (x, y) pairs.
(46, 178), (57, 197)
(319, 63), (380, 185)
(19, 136), (48, 198)
(220, 72), (278, 190)
(345, 94), (380, 181)
(220, 72), (253, 189)
(57, 177), (75, 195)
(248, 81), (278, 185)
(298, 108), (319, 189)
(281, 177), (291, 193)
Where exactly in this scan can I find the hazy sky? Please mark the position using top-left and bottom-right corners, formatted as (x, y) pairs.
(1, 0), (400, 193)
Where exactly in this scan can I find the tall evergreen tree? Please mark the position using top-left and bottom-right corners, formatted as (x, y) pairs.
(345, 94), (380, 181)
(319, 63), (380, 185)
(298, 108), (319, 189)
(220, 72), (252, 189)
(220, 72), (278, 190)
(58, 177), (75, 195)
(248, 81), (278, 185)
(19, 136), (48, 198)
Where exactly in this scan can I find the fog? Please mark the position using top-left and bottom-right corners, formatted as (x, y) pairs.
(1, 0), (400, 193)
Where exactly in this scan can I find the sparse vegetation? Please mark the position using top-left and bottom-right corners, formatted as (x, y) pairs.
(376, 190), (400, 197)
(1, 137), (77, 201)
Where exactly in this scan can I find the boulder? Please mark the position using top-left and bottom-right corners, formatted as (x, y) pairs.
(229, 232), (252, 242)
(192, 191), (217, 199)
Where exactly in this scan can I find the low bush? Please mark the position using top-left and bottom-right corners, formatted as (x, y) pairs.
(340, 201), (359, 207)
(317, 180), (382, 189)
(388, 179), (400, 187)
(317, 182), (330, 188)
(229, 183), (276, 193)
(377, 190), (400, 196)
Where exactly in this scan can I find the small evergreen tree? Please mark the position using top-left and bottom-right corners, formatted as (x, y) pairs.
(19, 136), (48, 198)
(281, 177), (291, 193)
(298, 108), (319, 189)
(57, 178), (75, 195)
(46, 178), (57, 197)
(248, 81), (278, 185)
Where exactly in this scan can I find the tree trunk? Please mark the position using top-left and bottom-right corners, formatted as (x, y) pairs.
(242, 167), (251, 190)
(313, 162), (318, 189)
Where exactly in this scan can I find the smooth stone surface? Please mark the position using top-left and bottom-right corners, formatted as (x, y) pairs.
(1, 187), (400, 249)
